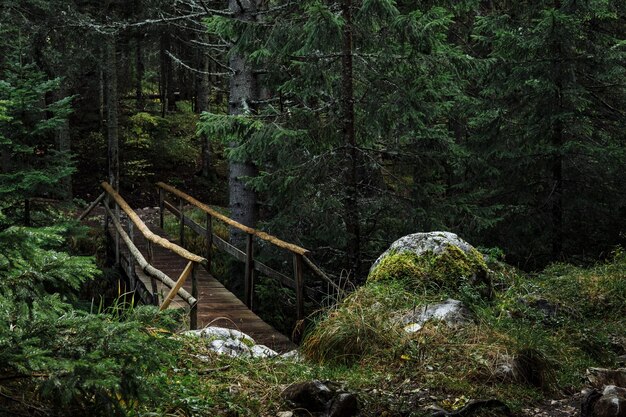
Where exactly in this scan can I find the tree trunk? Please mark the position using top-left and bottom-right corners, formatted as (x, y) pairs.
(54, 86), (72, 200)
(551, 0), (563, 259)
(227, 0), (262, 248)
(196, 36), (211, 177)
(135, 34), (144, 111)
(341, 0), (361, 278)
(105, 37), (119, 191)
(551, 123), (563, 259)
(160, 33), (170, 116)
(99, 49), (105, 127)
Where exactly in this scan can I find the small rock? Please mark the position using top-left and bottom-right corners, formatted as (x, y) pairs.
(587, 368), (626, 388)
(593, 389), (626, 417)
(276, 412), (293, 417)
(251, 344), (278, 358)
(210, 338), (251, 357)
(327, 392), (359, 417)
(184, 326), (279, 358)
(400, 299), (473, 333)
(582, 385), (626, 417)
(281, 350), (302, 361)
(282, 380), (334, 412)
(183, 326), (255, 345)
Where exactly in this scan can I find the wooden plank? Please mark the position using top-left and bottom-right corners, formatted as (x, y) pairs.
(101, 182), (207, 266)
(206, 213), (212, 271)
(104, 210), (296, 352)
(157, 182), (309, 255)
(244, 234), (254, 309)
(78, 192), (105, 220)
(160, 261), (194, 310)
(294, 254), (304, 321)
(191, 262), (198, 330)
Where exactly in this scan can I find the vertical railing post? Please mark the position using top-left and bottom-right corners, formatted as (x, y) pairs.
(179, 197), (185, 248)
(104, 194), (111, 264)
(293, 253), (304, 321)
(114, 204), (120, 266)
(190, 262), (198, 330)
(158, 187), (164, 229)
(147, 241), (159, 306)
(244, 234), (254, 309)
(205, 213), (213, 272)
(128, 222), (135, 290)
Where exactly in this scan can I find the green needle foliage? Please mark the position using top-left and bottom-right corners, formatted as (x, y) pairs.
(471, 0), (626, 265)
(0, 59), (74, 222)
(199, 0), (493, 274)
(0, 41), (182, 417)
(0, 221), (182, 416)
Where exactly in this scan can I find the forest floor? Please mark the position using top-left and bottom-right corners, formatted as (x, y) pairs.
(65, 205), (625, 417)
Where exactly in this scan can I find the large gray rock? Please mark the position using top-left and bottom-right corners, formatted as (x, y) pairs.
(371, 232), (477, 272)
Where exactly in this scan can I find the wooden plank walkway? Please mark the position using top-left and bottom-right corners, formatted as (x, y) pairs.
(107, 212), (296, 354)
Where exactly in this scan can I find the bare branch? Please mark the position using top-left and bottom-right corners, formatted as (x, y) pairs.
(166, 50), (233, 76)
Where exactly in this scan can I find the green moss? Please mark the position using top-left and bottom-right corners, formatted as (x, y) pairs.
(367, 245), (489, 294)
(367, 251), (427, 284)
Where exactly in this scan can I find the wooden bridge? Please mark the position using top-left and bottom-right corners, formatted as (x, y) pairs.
(80, 182), (337, 353)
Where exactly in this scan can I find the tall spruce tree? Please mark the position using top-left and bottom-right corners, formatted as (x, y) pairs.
(0, 49), (74, 225)
(472, 0), (626, 265)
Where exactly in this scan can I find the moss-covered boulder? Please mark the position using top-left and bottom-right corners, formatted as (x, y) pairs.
(368, 232), (490, 295)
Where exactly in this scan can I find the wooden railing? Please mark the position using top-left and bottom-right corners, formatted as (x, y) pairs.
(80, 183), (206, 329)
(156, 182), (339, 321)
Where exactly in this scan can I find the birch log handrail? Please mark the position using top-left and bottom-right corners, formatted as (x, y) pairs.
(103, 204), (197, 307)
(156, 182), (309, 256)
(156, 182), (342, 294)
(101, 182), (207, 266)
(155, 182), (344, 321)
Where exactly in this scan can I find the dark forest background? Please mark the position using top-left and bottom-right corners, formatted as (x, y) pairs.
(2, 0), (625, 277)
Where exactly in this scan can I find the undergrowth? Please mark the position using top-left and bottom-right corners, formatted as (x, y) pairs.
(298, 248), (626, 411)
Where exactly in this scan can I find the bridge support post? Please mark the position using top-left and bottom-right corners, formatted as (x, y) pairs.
(147, 241), (159, 306)
(104, 195), (112, 265)
(244, 234), (254, 309)
(190, 263), (198, 330)
(293, 254), (304, 321)
(179, 197), (185, 248)
(158, 188), (164, 229)
(114, 204), (121, 266)
(205, 213), (212, 272)
(128, 222), (136, 291)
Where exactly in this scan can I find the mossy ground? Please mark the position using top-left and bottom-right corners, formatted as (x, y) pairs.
(296, 249), (625, 414)
(61, 246), (623, 416)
